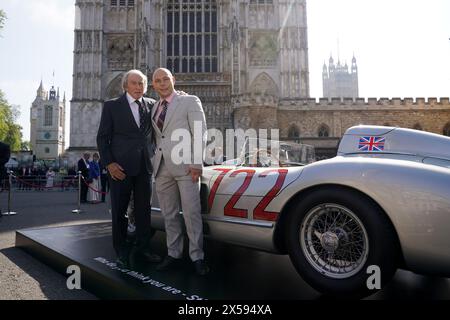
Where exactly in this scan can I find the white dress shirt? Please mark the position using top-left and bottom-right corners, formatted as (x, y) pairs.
(126, 93), (144, 128)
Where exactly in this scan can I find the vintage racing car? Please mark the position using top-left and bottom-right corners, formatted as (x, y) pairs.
(149, 125), (450, 297)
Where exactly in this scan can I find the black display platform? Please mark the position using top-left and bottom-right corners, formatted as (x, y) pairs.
(15, 222), (450, 300)
(15, 222), (320, 299)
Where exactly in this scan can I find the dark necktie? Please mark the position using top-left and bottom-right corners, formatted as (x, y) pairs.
(156, 100), (168, 132)
(135, 99), (146, 132)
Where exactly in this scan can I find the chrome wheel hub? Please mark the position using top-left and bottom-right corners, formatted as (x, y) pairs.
(321, 231), (339, 252)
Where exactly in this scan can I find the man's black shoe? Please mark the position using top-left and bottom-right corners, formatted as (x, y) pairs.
(194, 259), (210, 276)
(116, 255), (129, 269)
(134, 233), (161, 263)
(115, 244), (131, 268)
(138, 250), (162, 263)
(156, 256), (181, 271)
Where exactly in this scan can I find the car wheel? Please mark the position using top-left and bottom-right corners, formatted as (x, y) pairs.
(286, 187), (398, 298)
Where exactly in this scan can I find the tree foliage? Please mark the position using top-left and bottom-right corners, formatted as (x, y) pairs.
(0, 90), (22, 151)
(0, 11), (22, 151)
(21, 141), (31, 151)
(0, 9), (6, 35)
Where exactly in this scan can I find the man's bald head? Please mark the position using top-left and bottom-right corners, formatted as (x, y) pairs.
(152, 68), (173, 81)
(152, 68), (176, 99)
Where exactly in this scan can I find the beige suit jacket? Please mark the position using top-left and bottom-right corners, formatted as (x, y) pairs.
(151, 93), (207, 178)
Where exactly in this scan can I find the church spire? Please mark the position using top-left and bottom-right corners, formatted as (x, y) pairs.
(36, 79), (46, 99)
(323, 61), (328, 77)
(329, 54), (335, 73)
(351, 54), (358, 73)
(49, 85), (57, 100)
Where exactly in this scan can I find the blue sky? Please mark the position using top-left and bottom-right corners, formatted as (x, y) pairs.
(0, 0), (449, 147)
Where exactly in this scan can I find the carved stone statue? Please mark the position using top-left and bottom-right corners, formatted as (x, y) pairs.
(230, 15), (239, 44)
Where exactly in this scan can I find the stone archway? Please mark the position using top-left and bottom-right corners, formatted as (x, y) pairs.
(105, 74), (124, 100)
(443, 122), (450, 137)
(249, 73), (279, 97)
(318, 124), (330, 137)
(288, 124), (300, 138)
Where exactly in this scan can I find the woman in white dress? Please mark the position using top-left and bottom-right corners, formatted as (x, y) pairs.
(45, 167), (55, 188)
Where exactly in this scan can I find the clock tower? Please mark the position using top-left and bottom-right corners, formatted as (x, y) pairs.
(30, 80), (66, 160)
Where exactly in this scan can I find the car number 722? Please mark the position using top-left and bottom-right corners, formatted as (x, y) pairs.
(207, 168), (288, 221)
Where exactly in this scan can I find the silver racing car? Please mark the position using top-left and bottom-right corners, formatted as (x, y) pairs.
(150, 125), (450, 297)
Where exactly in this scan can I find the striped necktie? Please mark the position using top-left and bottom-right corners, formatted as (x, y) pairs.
(135, 99), (146, 132)
(157, 100), (168, 132)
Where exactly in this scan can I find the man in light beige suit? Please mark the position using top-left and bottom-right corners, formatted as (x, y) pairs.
(151, 68), (209, 275)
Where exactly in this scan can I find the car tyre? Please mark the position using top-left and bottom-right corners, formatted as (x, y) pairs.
(286, 187), (398, 298)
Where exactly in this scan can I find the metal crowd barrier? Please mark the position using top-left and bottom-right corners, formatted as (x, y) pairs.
(1, 171), (17, 215)
(0, 171), (109, 216)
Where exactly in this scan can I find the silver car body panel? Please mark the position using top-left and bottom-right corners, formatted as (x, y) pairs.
(287, 157), (450, 276)
(338, 125), (450, 162)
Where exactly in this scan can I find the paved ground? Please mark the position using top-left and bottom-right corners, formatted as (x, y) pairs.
(2, 188), (450, 301)
(0, 189), (110, 300)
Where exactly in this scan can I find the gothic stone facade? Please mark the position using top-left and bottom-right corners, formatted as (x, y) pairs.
(70, 0), (309, 149)
(68, 0), (450, 163)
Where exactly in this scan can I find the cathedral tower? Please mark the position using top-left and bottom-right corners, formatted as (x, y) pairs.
(322, 54), (359, 99)
(30, 81), (66, 160)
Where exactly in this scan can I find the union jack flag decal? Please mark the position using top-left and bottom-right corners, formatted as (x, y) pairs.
(358, 136), (385, 152)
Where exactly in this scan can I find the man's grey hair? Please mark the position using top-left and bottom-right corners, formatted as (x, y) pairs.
(122, 69), (148, 94)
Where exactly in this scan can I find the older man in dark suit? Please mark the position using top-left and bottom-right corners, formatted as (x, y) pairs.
(97, 69), (161, 268)
(77, 152), (90, 203)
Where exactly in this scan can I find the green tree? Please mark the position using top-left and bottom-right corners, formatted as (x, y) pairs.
(0, 12), (22, 151)
(21, 141), (31, 151)
(0, 9), (6, 35)
(0, 90), (22, 151)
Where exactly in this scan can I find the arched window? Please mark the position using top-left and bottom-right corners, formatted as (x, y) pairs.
(443, 123), (450, 137)
(288, 125), (300, 139)
(318, 124), (330, 137)
(412, 123), (422, 131)
(44, 106), (53, 126)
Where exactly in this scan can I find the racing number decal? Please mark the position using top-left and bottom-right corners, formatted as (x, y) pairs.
(209, 168), (288, 221)
(253, 169), (288, 221)
(224, 169), (256, 218)
(208, 168), (233, 211)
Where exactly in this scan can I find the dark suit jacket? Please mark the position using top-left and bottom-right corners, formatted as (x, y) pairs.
(0, 141), (11, 179)
(96, 93), (156, 176)
(77, 158), (90, 179)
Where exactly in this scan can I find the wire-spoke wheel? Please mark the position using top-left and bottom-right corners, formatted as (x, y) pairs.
(286, 187), (399, 298)
(300, 204), (369, 279)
